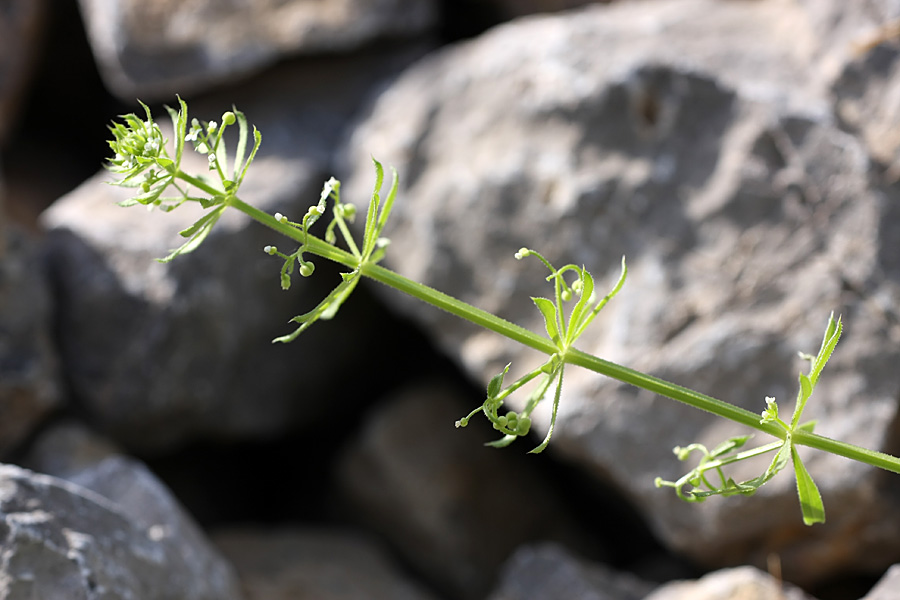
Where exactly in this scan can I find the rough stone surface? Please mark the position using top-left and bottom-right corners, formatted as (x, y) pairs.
(214, 527), (439, 600)
(40, 48), (425, 452)
(0, 227), (61, 458)
(20, 422), (243, 599)
(338, 0), (900, 586)
(487, 543), (656, 600)
(0, 0), (45, 145)
(833, 43), (900, 172)
(862, 564), (900, 600)
(336, 382), (592, 599)
(0, 463), (243, 600)
(77, 0), (438, 99)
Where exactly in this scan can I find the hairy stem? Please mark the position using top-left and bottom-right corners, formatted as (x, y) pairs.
(228, 194), (900, 476)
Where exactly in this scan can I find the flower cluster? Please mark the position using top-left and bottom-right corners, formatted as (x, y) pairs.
(106, 101), (173, 188)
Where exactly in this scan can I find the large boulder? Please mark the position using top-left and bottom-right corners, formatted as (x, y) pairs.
(0, 227), (61, 458)
(77, 0), (438, 99)
(338, 0), (900, 585)
(0, 463), (243, 599)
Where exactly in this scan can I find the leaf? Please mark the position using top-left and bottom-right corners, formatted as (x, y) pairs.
(565, 269), (594, 344)
(233, 108), (248, 183)
(792, 446), (825, 525)
(362, 158), (385, 257)
(486, 434), (517, 448)
(372, 166), (399, 255)
(165, 96), (187, 167)
(529, 366), (565, 454)
(157, 206), (224, 263)
(235, 128), (261, 188)
(808, 313), (842, 386)
(708, 435), (753, 459)
(532, 297), (561, 344)
(487, 363), (512, 399)
(273, 274), (362, 343)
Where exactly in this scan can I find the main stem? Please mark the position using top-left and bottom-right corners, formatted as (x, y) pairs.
(228, 195), (900, 476)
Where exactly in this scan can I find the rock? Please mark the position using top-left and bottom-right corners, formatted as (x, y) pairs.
(487, 543), (656, 600)
(338, 0), (900, 587)
(644, 566), (816, 600)
(336, 382), (591, 599)
(802, 1), (900, 172)
(0, 0), (45, 145)
(0, 462), (243, 599)
(862, 564), (900, 600)
(20, 421), (244, 599)
(76, 0), (438, 100)
(213, 527), (439, 600)
(833, 43), (900, 172)
(40, 47), (425, 452)
(484, 0), (607, 20)
(0, 227), (61, 458)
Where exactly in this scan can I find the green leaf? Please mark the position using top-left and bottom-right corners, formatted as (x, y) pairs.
(532, 297), (561, 344)
(565, 269), (594, 344)
(487, 363), (512, 399)
(164, 96), (187, 167)
(273, 273), (362, 343)
(529, 366), (564, 454)
(792, 446), (825, 525)
(808, 313), (842, 387)
(708, 435), (753, 459)
(371, 165), (399, 256)
(362, 158), (385, 258)
(157, 206), (225, 263)
(233, 108), (248, 183)
(486, 434), (517, 448)
(236, 128), (261, 188)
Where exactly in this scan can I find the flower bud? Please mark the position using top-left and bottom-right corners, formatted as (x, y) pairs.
(515, 248), (530, 260)
(264, 245), (277, 255)
(222, 111), (236, 125)
(516, 417), (531, 435)
(299, 262), (315, 277)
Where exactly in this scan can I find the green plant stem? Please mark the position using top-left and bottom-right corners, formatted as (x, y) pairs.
(225, 193), (900, 476)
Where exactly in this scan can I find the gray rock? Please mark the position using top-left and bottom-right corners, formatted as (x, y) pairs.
(213, 527), (439, 600)
(77, 0), (438, 100)
(0, 0), (45, 145)
(0, 227), (61, 458)
(21, 421), (243, 600)
(338, 0), (900, 586)
(862, 564), (900, 600)
(833, 43), (900, 172)
(40, 48), (424, 452)
(336, 382), (591, 600)
(644, 566), (816, 600)
(483, 0), (605, 20)
(487, 543), (656, 600)
(0, 463), (243, 600)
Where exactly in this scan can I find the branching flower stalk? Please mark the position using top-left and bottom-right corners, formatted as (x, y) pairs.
(106, 99), (900, 525)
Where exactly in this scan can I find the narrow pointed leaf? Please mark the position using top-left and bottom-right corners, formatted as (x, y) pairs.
(792, 446), (825, 525)
(565, 269), (594, 344)
(487, 363), (512, 399)
(532, 297), (561, 344)
(233, 109), (248, 182)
